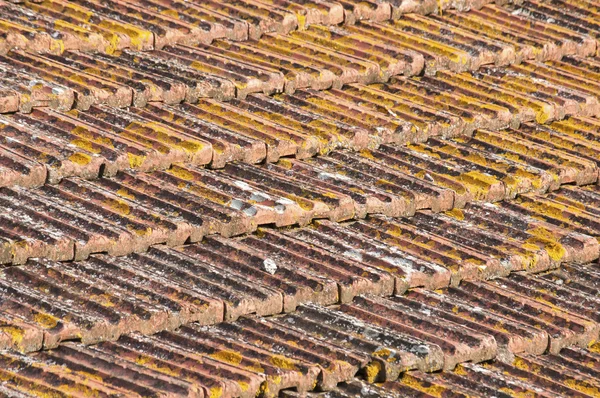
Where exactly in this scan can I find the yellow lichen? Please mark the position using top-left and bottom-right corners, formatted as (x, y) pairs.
(0, 326), (24, 345)
(127, 153), (146, 168)
(237, 381), (249, 392)
(564, 378), (600, 397)
(512, 357), (541, 374)
(373, 348), (392, 358)
(209, 387), (223, 398)
(68, 153), (92, 165)
(135, 355), (180, 377)
(445, 208), (465, 221)
(589, 341), (600, 354)
(104, 199), (131, 216)
(58, 383), (100, 397)
(116, 188), (136, 200)
(33, 313), (58, 329)
(168, 166), (195, 181)
(270, 355), (297, 370)
(400, 373), (445, 397)
(70, 139), (100, 154)
(210, 350), (243, 366)
(364, 361), (382, 383)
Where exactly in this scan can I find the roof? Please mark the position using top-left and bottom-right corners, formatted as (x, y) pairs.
(1, 0), (600, 396)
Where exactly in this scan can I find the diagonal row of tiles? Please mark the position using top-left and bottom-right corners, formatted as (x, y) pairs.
(2, 266), (600, 396)
(1, 133), (597, 390)
(3, 120), (600, 266)
(2, 3), (600, 113)
(282, 346), (600, 398)
(3, 61), (600, 189)
(0, 0), (563, 56)
(1, 199), (600, 354)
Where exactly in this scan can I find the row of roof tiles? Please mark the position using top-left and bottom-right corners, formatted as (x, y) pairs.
(2, 127), (600, 266)
(4, 109), (600, 194)
(2, 7), (600, 113)
(1, 0), (545, 56)
(1, 199), (599, 353)
(3, 61), (600, 189)
(2, 270), (600, 397)
(285, 347), (600, 397)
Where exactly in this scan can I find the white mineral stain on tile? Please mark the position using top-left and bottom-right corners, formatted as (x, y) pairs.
(263, 258), (278, 274)
(234, 180), (252, 191)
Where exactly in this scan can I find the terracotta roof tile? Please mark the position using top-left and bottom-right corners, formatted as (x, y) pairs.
(131, 104), (264, 167)
(0, 0), (597, 60)
(3, 7), (599, 111)
(0, 62), (75, 113)
(0, 3), (67, 54)
(1, 58), (600, 153)
(66, 105), (214, 166)
(340, 295), (498, 371)
(436, 6), (597, 61)
(452, 280), (599, 353)
(156, 45), (284, 99)
(0, 303), (433, 394)
(390, 347), (600, 397)
(453, 201), (599, 265)
(253, 34), (388, 87)
(292, 25), (424, 79)
(0, 109), (138, 184)
(123, 0), (251, 42)
(2, 139), (600, 263)
(177, 236), (341, 313)
(1, 204), (599, 352)
(273, 303), (445, 376)
(2, 263), (600, 394)
(11, 100), (600, 191)
(279, 379), (435, 397)
(290, 219), (451, 290)
(3, 274), (600, 395)
(181, 99), (321, 161)
(256, 0), (345, 29)
(18, 0), (155, 53)
(505, 0), (600, 47)
(2, 1), (600, 395)
(0, 51), (133, 110)
(242, 228), (396, 301)
(111, 49), (237, 102)
(0, 145), (47, 189)
(198, 40), (337, 94)
(46, 51), (188, 107)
